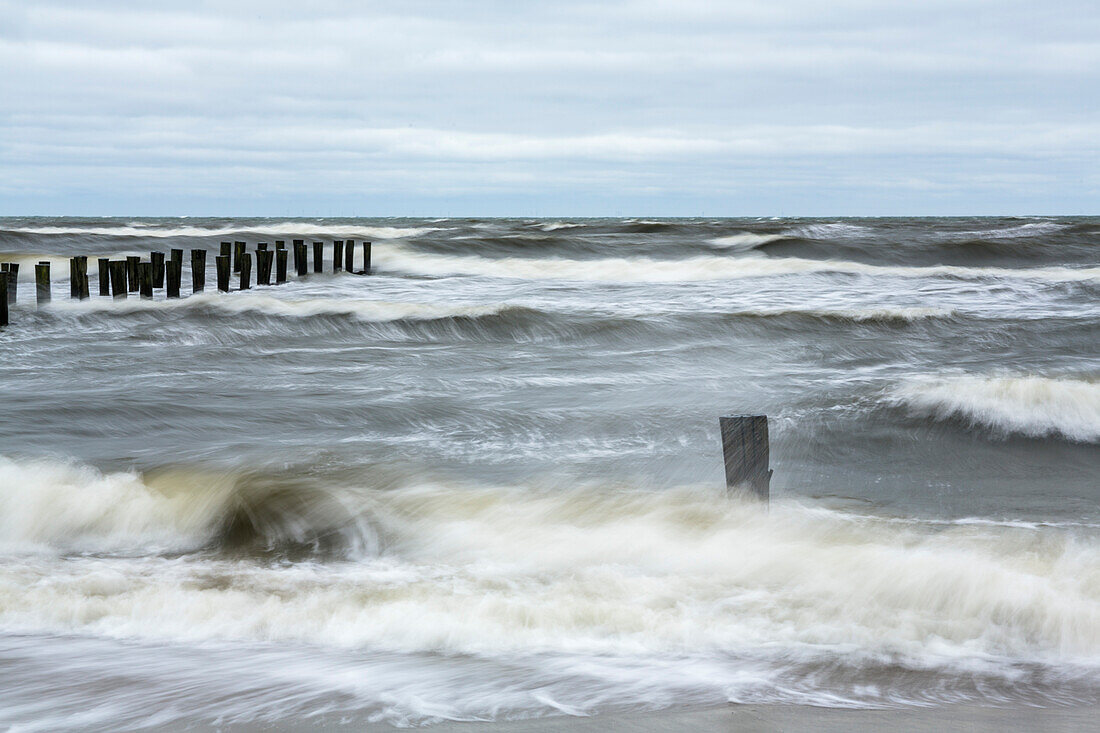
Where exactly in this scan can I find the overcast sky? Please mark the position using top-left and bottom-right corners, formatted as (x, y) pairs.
(2, 0), (1097, 216)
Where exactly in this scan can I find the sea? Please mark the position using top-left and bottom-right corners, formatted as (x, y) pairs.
(0, 216), (1097, 730)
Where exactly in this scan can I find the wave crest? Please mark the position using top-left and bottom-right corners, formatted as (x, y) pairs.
(889, 374), (1100, 442)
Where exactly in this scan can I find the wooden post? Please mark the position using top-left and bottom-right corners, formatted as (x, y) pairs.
(362, 242), (371, 274)
(109, 261), (128, 298)
(720, 415), (771, 501)
(345, 239), (355, 273)
(313, 242), (323, 273)
(292, 240), (300, 272)
(0, 272), (7, 326)
(239, 252), (252, 290)
(277, 240), (287, 251)
(233, 241), (246, 273)
(295, 243), (308, 276)
(216, 255), (231, 292)
(98, 258), (110, 296)
(126, 256), (140, 291)
(69, 257), (79, 298)
(170, 248), (183, 278)
(35, 262), (51, 305)
(256, 249), (272, 286)
(75, 256), (89, 299)
(257, 242), (268, 251)
(333, 240), (343, 272)
(166, 260), (181, 298)
(220, 242), (231, 260)
(139, 262), (153, 299)
(151, 251), (165, 288)
(4, 263), (18, 304)
(191, 249), (206, 292)
(276, 249), (288, 283)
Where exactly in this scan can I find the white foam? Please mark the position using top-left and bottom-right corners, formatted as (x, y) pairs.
(50, 292), (514, 322)
(706, 232), (787, 250)
(889, 374), (1100, 442)
(375, 244), (1100, 283)
(1, 473), (1099, 673)
(945, 221), (1069, 240)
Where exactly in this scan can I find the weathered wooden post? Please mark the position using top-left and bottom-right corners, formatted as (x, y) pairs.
(4, 264), (18, 304)
(35, 262), (51, 305)
(170, 249), (183, 278)
(220, 242), (231, 261)
(109, 261), (128, 298)
(362, 242), (371, 274)
(0, 273), (6, 326)
(138, 262), (154, 299)
(98, 258), (110, 296)
(295, 243), (308, 276)
(345, 239), (355, 273)
(313, 242), (323, 273)
(69, 257), (79, 298)
(720, 415), (771, 501)
(333, 240), (343, 272)
(126, 256), (140, 292)
(191, 250), (206, 292)
(256, 249), (272, 286)
(76, 256), (89, 299)
(215, 255), (230, 292)
(233, 241), (246, 273)
(166, 260), (181, 298)
(239, 252), (252, 290)
(151, 251), (165, 288)
(291, 240), (300, 272)
(276, 249), (288, 283)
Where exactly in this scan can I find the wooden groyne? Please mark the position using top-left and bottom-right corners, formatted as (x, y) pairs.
(0, 240), (372, 326)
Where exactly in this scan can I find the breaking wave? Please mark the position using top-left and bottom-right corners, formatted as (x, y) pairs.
(889, 374), (1100, 442)
(376, 244), (1100, 283)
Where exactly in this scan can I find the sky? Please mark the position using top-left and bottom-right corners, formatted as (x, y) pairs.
(1, 0), (1098, 216)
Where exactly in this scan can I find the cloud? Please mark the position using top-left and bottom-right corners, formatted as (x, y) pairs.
(0, 0), (1097, 214)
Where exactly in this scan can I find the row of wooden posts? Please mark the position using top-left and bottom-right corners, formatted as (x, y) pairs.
(0, 239), (372, 326)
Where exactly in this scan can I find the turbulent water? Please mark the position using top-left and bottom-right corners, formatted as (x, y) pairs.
(0, 216), (1097, 730)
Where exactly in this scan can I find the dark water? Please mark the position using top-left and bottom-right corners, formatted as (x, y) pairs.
(0, 217), (1098, 730)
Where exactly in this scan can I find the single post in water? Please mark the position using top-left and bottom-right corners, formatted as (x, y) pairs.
(239, 252), (252, 290)
(35, 262), (51, 305)
(109, 261), (128, 298)
(151, 251), (165, 288)
(276, 249), (288, 283)
(233, 241), (246, 273)
(76, 256), (89, 299)
(0, 272), (7, 326)
(126, 256), (140, 292)
(292, 240), (301, 273)
(345, 239), (355, 273)
(139, 262), (153, 299)
(191, 249), (206, 293)
(295, 243), (308, 276)
(216, 255), (230, 292)
(313, 242), (323, 273)
(361, 242), (371, 274)
(720, 415), (771, 502)
(98, 258), (110, 296)
(4, 263), (18, 304)
(257, 249), (272, 286)
(166, 259), (181, 298)
(220, 242), (231, 261)
(170, 249), (183, 280)
(69, 257), (79, 298)
(333, 240), (343, 272)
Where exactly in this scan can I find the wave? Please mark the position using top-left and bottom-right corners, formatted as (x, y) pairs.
(0, 456), (376, 557)
(943, 221), (1070, 241)
(376, 244), (1100, 283)
(706, 232), (788, 250)
(0, 223), (441, 239)
(51, 293), (519, 324)
(2, 464), (1099, 676)
(889, 374), (1100, 442)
